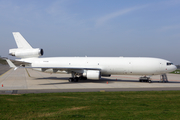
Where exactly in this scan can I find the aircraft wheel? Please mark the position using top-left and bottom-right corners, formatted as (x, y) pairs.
(68, 78), (74, 82)
(74, 77), (79, 82)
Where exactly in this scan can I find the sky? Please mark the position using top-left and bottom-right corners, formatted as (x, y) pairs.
(0, 0), (180, 64)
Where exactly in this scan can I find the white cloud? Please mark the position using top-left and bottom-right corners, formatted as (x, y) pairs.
(161, 0), (180, 6)
(158, 24), (180, 32)
(96, 5), (148, 26)
(46, 0), (74, 20)
(46, 0), (65, 16)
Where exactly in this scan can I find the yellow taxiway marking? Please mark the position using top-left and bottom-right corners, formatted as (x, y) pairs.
(0, 68), (12, 77)
(25, 68), (31, 77)
(100, 90), (105, 92)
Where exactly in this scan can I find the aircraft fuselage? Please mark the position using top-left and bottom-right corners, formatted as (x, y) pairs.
(20, 57), (177, 76)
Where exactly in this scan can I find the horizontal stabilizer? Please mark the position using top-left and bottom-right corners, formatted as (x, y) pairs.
(6, 59), (18, 70)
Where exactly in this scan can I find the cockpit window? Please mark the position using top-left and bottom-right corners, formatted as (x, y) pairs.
(167, 62), (173, 66)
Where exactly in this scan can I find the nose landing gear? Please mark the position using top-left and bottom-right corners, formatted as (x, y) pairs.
(160, 74), (168, 83)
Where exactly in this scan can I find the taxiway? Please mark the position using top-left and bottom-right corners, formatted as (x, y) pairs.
(0, 68), (180, 94)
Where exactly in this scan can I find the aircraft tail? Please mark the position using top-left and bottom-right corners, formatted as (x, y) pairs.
(9, 32), (44, 58)
(12, 32), (33, 49)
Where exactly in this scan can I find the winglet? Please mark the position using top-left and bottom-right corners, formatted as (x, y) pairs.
(6, 59), (18, 70)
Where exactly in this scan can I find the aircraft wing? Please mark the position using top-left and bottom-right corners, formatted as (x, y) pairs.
(6, 59), (101, 71)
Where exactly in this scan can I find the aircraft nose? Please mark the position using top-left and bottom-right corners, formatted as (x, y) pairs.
(173, 65), (177, 71)
(172, 65), (177, 71)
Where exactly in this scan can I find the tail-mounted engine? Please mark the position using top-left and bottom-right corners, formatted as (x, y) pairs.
(9, 48), (44, 58)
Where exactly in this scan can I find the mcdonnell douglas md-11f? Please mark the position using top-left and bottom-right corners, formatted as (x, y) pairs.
(6, 32), (177, 83)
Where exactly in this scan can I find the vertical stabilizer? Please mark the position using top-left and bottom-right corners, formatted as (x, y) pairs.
(9, 32), (44, 58)
(12, 32), (32, 49)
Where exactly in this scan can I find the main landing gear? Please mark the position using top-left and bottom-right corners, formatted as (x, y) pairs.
(68, 77), (79, 82)
(139, 76), (152, 83)
(68, 77), (87, 82)
(68, 72), (87, 82)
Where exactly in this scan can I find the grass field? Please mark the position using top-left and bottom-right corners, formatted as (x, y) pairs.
(1, 91), (180, 119)
(0, 57), (7, 65)
(171, 70), (180, 74)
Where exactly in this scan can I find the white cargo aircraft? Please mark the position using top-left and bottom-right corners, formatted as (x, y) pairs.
(7, 32), (177, 83)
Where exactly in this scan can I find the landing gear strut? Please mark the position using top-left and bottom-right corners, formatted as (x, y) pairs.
(160, 74), (168, 83)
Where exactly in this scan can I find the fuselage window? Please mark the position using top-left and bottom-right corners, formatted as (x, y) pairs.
(167, 62), (173, 66)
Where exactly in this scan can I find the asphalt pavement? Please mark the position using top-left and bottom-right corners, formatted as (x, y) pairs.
(0, 64), (10, 76)
(1, 67), (180, 94)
